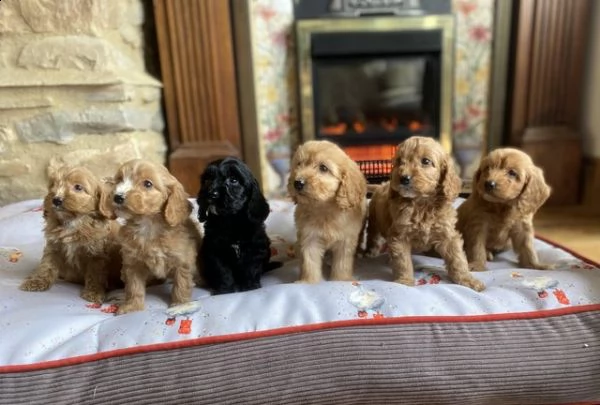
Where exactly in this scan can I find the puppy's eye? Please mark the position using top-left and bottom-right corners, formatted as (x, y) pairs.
(421, 158), (432, 166)
(229, 177), (239, 185)
(143, 180), (153, 189)
(319, 164), (329, 173)
(507, 169), (518, 178)
(73, 184), (83, 192)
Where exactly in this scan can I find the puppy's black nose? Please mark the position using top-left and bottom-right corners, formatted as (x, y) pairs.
(113, 194), (125, 204)
(485, 180), (496, 192)
(400, 175), (411, 186)
(294, 179), (305, 191)
(52, 197), (63, 207)
(208, 190), (220, 200)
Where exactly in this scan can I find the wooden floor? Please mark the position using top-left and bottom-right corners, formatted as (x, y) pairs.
(534, 205), (600, 263)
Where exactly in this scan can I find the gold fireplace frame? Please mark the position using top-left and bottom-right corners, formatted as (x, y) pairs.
(295, 15), (455, 153)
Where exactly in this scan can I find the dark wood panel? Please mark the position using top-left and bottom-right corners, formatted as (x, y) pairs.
(507, 0), (590, 205)
(509, 0), (590, 145)
(154, 0), (242, 194)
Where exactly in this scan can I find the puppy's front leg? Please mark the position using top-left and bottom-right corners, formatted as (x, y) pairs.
(510, 221), (552, 270)
(81, 261), (109, 303)
(388, 237), (414, 286)
(330, 237), (357, 282)
(298, 243), (325, 284)
(20, 246), (60, 291)
(462, 222), (488, 272)
(117, 266), (147, 315)
(437, 232), (485, 292)
(170, 264), (194, 306)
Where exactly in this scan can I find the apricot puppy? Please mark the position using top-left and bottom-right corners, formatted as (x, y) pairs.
(20, 162), (122, 303)
(288, 140), (367, 283)
(365, 136), (484, 291)
(101, 159), (201, 315)
(457, 148), (551, 271)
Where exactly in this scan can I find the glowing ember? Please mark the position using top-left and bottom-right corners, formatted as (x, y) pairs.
(321, 122), (347, 135)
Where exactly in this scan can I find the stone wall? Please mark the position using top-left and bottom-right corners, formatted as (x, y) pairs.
(0, 0), (167, 206)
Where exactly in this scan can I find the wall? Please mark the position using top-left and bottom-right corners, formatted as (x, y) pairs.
(0, 0), (166, 206)
(247, 0), (495, 196)
(582, 0), (600, 158)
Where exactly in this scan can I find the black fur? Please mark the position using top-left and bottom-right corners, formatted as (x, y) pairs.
(197, 157), (280, 294)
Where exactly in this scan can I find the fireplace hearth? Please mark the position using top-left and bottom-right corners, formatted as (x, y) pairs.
(295, 0), (453, 184)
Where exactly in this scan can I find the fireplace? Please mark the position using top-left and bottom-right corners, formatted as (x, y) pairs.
(295, 0), (454, 184)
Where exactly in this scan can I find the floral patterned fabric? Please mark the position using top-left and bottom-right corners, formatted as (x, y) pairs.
(248, 0), (494, 196)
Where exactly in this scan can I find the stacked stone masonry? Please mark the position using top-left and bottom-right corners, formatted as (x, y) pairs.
(0, 0), (167, 205)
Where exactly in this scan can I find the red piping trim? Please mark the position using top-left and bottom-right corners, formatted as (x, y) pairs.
(2, 303), (600, 373)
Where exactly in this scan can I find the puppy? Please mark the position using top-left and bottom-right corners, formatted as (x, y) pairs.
(100, 159), (201, 315)
(288, 140), (367, 283)
(197, 157), (280, 294)
(20, 162), (121, 303)
(365, 136), (485, 291)
(457, 148), (551, 271)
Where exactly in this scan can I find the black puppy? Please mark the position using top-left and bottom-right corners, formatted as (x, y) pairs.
(197, 157), (280, 294)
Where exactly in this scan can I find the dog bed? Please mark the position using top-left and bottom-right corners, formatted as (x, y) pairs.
(0, 198), (599, 405)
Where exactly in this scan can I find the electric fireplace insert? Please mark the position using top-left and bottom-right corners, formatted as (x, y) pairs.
(295, 0), (454, 184)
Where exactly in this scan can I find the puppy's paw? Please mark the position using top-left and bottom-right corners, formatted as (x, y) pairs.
(116, 302), (144, 315)
(80, 288), (106, 304)
(486, 251), (495, 261)
(521, 261), (555, 271)
(468, 261), (487, 272)
(330, 275), (355, 282)
(295, 276), (322, 284)
(393, 276), (415, 287)
(457, 276), (486, 292)
(19, 278), (53, 292)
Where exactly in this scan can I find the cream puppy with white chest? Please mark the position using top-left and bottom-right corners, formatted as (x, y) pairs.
(101, 159), (202, 315)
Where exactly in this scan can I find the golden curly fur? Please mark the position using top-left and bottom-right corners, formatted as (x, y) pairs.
(457, 148), (551, 271)
(100, 159), (202, 315)
(19, 162), (122, 303)
(365, 136), (485, 291)
(288, 140), (367, 283)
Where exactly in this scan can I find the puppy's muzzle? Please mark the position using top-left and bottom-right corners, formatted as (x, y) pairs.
(293, 179), (305, 191)
(484, 180), (496, 192)
(52, 197), (63, 207)
(113, 194), (125, 204)
(399, 175), (411, 186)
(208, 190), (220, 201)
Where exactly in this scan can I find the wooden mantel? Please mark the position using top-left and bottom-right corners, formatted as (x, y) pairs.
(153, 0), (242, 195)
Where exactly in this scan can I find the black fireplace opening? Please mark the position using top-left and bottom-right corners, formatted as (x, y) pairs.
(310, 29), (442, 182)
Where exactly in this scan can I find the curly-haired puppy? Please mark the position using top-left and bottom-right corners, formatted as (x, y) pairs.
(457, 148), (551, 271)
(20, 162), (122, 303)
(365, 136), (485, 291)
(100, 159), (201, 315)
(288, 140), (367, 283)
(197, 157), (280, 294)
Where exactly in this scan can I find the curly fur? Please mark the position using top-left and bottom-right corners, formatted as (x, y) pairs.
(365, 136), (485, 291)
(100, 159), (202, 315)
(457, 148), (551, 271)
(288, 140), (367, 283)
(197, 157), (279, 294)
(20, 162), (122, 303)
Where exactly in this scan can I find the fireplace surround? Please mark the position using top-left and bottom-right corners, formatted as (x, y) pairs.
(295, 1), (454, 183)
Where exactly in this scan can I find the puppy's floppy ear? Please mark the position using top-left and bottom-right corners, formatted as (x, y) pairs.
(165, 180), (191, 226)
(247, 178), (270, 223)
(98, 178), (116, 219)
(336, 161), (366, 209)
(286, 147), (300, 203)
(438, 154), (462, 202)
(516, 165), (551, 215)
